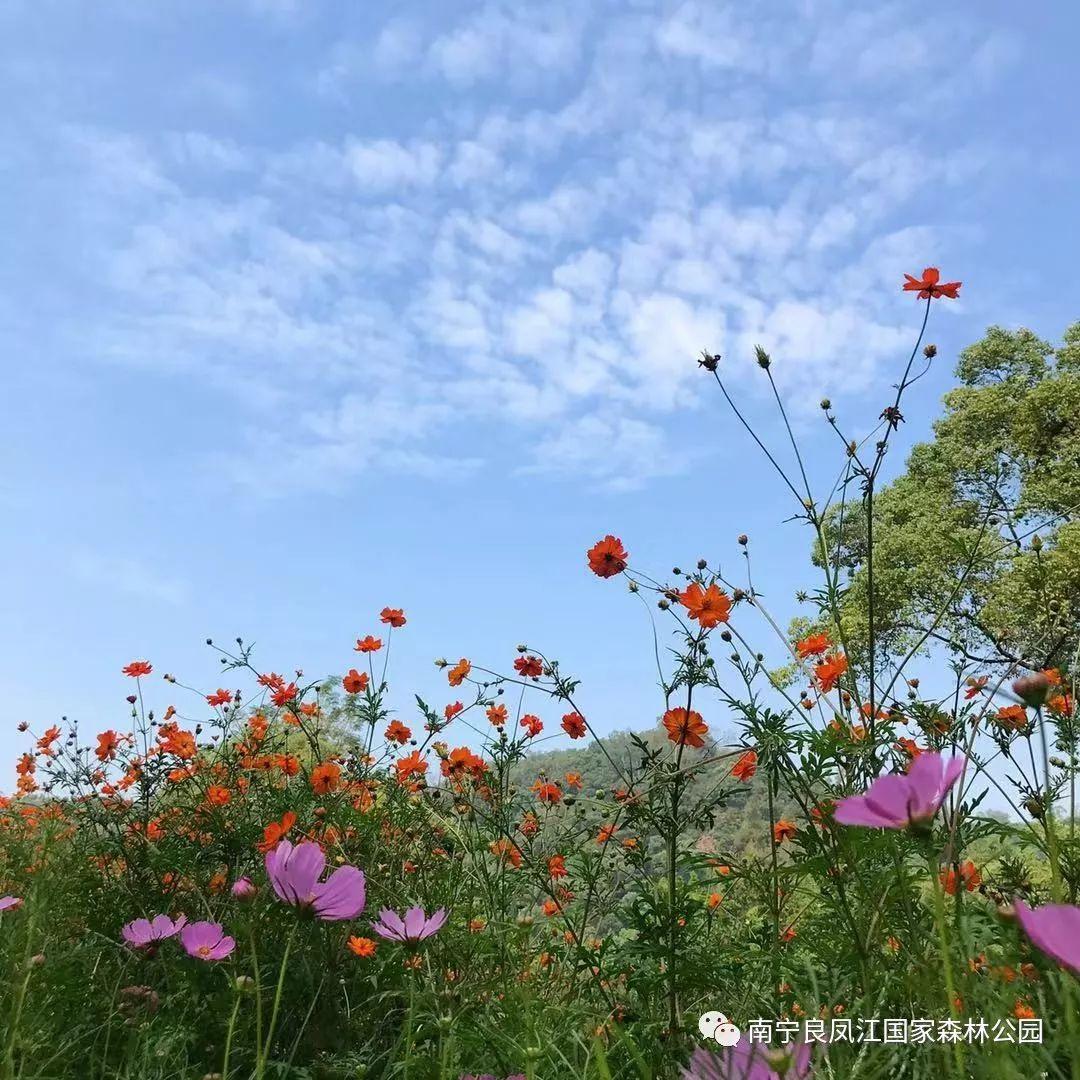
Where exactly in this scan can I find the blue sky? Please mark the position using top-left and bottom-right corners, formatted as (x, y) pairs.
(2, 0), (1078, 775)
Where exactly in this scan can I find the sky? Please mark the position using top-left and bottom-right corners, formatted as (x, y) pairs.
(1, 0), (1078, 777)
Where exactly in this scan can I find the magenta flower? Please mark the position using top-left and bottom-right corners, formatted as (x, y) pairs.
(231, 876), (257, 901)
(0, 896), (23, 913)
(833, 752), (965, 829)
(180, 920), (236, 962)
(684, 1039), (815, 1080)
(265, 840), (366, 921)
(372, 906), (448, 943)
(121, 914), (187, 948)
(1015, 900), (1080, 974)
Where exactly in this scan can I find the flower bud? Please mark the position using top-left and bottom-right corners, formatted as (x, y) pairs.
(235, 975), (256, 993)
(754, 345), (771, 370)
(231, 876), (257, 902)
(820, 398), (831, 410)
(923, 344), (937, 358)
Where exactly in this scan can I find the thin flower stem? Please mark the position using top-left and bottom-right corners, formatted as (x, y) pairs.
(928, 852), (964, 1080)
(221, 993), (242, 1080)
(260, 925), (296, 1075)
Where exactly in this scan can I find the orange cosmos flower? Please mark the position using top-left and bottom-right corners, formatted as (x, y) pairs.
(561, 712), (587, 739)
(964, 675), (989, 698)
(678, 582), (731, 628)
(206, 688), (233, 707)
(564, 772), (582, 789)
(122, 660), (152, 677)
(541, 899), (560, 917)
(902, 267), (961, 300)
(490, 838), (522, 868)
(343, 669), (369, 694)
(514, 655), (543, 678)
(486, 704), (508, 727)
(444, 701), (464, 720)
(205, 785), (231, 807)
(773, 819), (797, 843)
(794, 633), (830, 659)
(548, 855), (568, 879)
(532, 780), (562, 804)
(731, 750), (757, 782)
(1014, 1001), (1036, 1020)
(995, 705), (1027, 731)
(256, 811), (297, 853)
(395, 751), (428, 784)
(35, 726), (61, 756)
(942, 860), (981, 895)
(347, 936), (377, 958)
(706, 892), (722, 910)
(310, 761), (342, 795)
(662, 707), (709, 748)
(355, 635), (382, 653)
(380, 607), (406, 627)
(587, 535), (629, 578)
(95, 730), (122, 762)
(522, 714), (543, 737)
(447, 659), (471, 686)
(597, 824), (617, 845)
(814, 652), (848, 693)
(159, 723), (197, 760)
(384, 720), (411, 744)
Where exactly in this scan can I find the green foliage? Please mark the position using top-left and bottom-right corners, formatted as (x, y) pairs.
(817, 322), (1080, 670)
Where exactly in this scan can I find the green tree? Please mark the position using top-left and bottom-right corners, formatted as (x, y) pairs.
(818, 321), (1080, 672)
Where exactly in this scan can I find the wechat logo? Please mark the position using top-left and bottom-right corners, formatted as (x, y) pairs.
(698, 1010), (741, 1046)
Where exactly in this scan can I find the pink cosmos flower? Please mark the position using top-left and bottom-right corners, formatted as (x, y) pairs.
(1015, 900), (1080, 974)
(265, 840), (366, 921)
(833, 752), (965, 829)
(231, 876), (257, 901)
(121, 914), (187, 948)
(0, 896), (23, 913)
(372, 906), (448, 943)
(180, 920), (236, 962)
(684, 1039), (815, 1079)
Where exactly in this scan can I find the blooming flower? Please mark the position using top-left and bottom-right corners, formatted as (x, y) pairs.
(343, 669), (369, 694)
(347, 935), (378, 957)
(372, 906), (448, 943)
(122, 914), (187, 949)
(663, 707), (709, 748)
(265, 840), (366, 921)
(122, 660), (152, 677)
(587, 535), (629, 578)
(731, 750), (757, 782)
(380, 607), (406, 627)
(794, 634), (830, 659)
(773, 819), (796, 843)
(942, 860), (981, 895)
(355, 635), (382, 653)
(813, 652), (848, 693)
(902, 267), (962, 300)
(834, 752), (965, 829)
(447, 658), (472, 686)
(1015, 900), (1080, 974)
(0, 896), (23, 913)
(678, 582), (732, 628)
(180, 920), (236, 962)
(310, 761), (342, 794)
(561, 712), (587, 739)
(684, 1038), (815, 1080)
(514, 655), (543, 678)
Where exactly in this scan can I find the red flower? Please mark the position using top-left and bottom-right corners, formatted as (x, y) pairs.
(257, 811), (297, 853)
(343, 669), (369, 694)
(384, 720), (411, 744)
(310, 761), (342, 794)
(532, 780), (562, 804)
(794, 633), (830, 659)
(548, 855), (568, 879)
(587, 535), (629, 578)
(395, 750), (428, 785)
(447, 659), (471, 686)
(773, 819), (797, 843)
(941, 860), (981, 895)
(355, 636), (382, 653)
(380, 607), (406, 628)
(444, 701), (464, 720)
(731, 750), (757, 782)
(964, 676), (989, 699)
(902, 267), (961, 300)
(122, 660), (152, 677)
(522, 714), (543, 738)
(270, 682), (298, 707)
(36, 726), (61, 756)
(514, 655), (543, 678)
(678, 582), (732, 628)
(662, 707), (709, 748)
(561, 712), (587, 739)
(813, 652), (848, 693)
(206, 688), (233, 708)
(95, 730), (122, 762)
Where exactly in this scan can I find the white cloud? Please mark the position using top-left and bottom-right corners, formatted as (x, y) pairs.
(71, 551), (188, 606)
(345, 138), (442, 191)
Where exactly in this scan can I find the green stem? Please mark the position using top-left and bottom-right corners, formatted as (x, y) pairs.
(261, 926), (296, 1074)
(249, 926), (265, 1080)
(928, 854), (964, 1079)
(221, 993), (242, 1080)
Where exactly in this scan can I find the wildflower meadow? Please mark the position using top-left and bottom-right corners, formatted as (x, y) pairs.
(3, 269), (1080, 1080)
